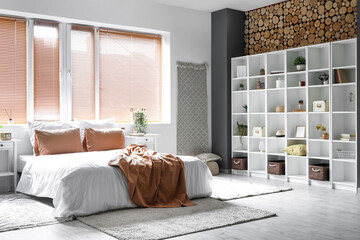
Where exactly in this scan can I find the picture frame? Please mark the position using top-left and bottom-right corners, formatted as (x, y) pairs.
(0, 132), (11, 141)
(295, 125), (306, 138)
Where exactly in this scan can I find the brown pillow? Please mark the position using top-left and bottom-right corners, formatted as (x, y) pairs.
(83, 128), (125, 152)
(35, 128), (83, 156)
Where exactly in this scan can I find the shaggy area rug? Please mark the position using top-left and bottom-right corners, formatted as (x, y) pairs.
(211, 178), (292, 201)
(78, 198), (275, 240)
(0, 194), (73, 232)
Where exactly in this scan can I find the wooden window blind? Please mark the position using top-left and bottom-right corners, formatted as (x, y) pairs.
(0, 17), (27, 124)
(99, 29), (162, 122)
(33, 21), (60, 121)
(71, 26), (95, 120)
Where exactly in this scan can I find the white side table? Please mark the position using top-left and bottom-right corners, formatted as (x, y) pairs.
(126, 134), (160, 151)
(0, 139), (20, 193)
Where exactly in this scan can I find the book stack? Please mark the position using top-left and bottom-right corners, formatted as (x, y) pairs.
(340, 134), (356, 141)
(334, 69), (348, 83)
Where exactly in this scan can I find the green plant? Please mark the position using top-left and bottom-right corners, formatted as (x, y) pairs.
(237, 121), (247, 145)
(294, 56), (305, 66)
(298, 100), (304, 104)
(318, 73), (329, 83)
(239, 83), (244, 88)
(242, 104), (248, 111)
(134, 110), (148, 134)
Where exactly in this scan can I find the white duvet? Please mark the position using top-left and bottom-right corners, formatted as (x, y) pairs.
(16, 150), (213, 217)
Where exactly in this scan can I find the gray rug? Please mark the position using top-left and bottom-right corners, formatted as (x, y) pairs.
(78, 198), (275, 240)
(211, 178), (292, 201)
(0, 193), (73, 232)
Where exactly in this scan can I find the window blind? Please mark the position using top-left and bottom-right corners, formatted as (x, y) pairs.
(0, 17), (27, 124)
(99, 29), (162, 122)
(71, 26), (95, 120)
(33, 21), (60, 121)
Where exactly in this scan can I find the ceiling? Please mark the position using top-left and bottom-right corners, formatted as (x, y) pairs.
(149, 0), (285, 12)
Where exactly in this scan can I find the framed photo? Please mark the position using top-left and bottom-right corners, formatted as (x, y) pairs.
(295, 126), (306, 138)
(0, 133), (11, 141)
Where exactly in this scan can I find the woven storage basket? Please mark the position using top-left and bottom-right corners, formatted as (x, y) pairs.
(309, 163), (329, 181)
(267, 160), (285, 175)
(232, 158), (247, 170)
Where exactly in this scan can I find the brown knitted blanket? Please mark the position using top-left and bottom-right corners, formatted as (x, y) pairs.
(109, 144), (195, 208)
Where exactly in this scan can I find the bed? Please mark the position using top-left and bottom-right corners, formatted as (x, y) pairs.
(16, 150), (213, 217)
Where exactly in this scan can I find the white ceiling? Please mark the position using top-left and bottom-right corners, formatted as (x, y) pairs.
(149, 0), (285, 12)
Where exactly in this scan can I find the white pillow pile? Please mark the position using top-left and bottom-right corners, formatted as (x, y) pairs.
(75, 118), (115, 142)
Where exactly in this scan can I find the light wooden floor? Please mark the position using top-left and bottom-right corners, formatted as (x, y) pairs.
(1, 174), (359, 240)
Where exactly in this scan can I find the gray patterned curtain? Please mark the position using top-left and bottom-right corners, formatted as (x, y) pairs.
(177, 61), (208, 155)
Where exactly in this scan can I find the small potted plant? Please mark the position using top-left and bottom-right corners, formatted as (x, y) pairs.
(237, 121), (247, 145)
(318, 73), (329, 85)
(298, 100), (304, 109)
(239, 83), (245, 91)
(134, 109), (148, 134)
(316, 124), (329, 139)
(260, 68), (265, 75)
(242, 104), (248, 112)
(294, 56), (306, 71)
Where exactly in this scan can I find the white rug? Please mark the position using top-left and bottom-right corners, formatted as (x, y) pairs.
(0, 194), (73, 232)
(78, 198), (275, 240)
(211, 178), (292, 201)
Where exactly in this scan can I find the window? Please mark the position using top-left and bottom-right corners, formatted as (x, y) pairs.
(0, 17), (27, 124)
(99, 29), (162, 122)
(33, 21), (60, 121)
(71, 26), (95, 120)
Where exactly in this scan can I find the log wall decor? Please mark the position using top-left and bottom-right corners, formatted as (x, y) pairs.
(245, 0), (357, 55)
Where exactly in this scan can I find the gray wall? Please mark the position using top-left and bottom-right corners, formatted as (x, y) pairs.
(211, 9), (245, 171)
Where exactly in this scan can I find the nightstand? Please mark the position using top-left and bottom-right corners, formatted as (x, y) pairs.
(0, 139), (20, 193)
(126, 134), (160, 151)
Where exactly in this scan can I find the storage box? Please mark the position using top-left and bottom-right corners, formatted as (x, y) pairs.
(232, 158), (247, 170)
(252, 127), (265, 137)
(309, 163), (329, 181)
(236, 66), (246, 78)
(267, 160), (285, 175)
(313, 100), (329, 112)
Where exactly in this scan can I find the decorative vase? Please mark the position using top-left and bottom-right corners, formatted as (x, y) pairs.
(259, 141), (265, 152)
(296, 64), (305, 71)
(8, 118), (13, 124)
(276, 106), (285, 112)
(322, 132), (329, 140)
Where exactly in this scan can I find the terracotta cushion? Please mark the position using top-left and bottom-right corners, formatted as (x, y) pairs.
(35, 128), (83, 156)
(84, 128), (125, 152)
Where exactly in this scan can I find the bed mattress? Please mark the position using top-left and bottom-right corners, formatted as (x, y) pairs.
(16, 150), (213, 217)
(18, 155), (34, 172)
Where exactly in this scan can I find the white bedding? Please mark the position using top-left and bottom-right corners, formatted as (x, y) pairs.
(16, 150), (213, 217)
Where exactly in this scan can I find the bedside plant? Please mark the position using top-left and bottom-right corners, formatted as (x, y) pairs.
(294, 56), (306, 71)
(134, 109), (148, 134)
(237, 121), (247, 145)
(318, 73), (329, 85)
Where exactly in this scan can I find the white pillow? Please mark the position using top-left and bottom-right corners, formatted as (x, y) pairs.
(196, 153), (222, 163)
(75, 118), (115, 142)
(27, 121), (74, 154)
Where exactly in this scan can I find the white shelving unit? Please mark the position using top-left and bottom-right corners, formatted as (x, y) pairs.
(231, 38), (358, 192)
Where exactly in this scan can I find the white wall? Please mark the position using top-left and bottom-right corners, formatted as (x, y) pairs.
(0, 0), (211, 191)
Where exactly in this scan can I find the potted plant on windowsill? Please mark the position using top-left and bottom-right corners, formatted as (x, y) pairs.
(294, 56), (306, 71)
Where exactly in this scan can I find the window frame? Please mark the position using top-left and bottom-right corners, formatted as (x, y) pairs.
(0, 10), (171, 125)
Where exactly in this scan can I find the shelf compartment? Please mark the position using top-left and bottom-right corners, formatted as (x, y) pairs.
(248, 114), (265, 137)
(232, 78), (248, 91)
(232, 136), (248, 152)
(267, 51), (285, 74)
(308, 43), (330, 70)
(267, 90), (284, 113)
(332, 113), (356, 141)
(287, 72), (306, 88)
(287, 155), (307, 177)
(267, 138), (286, 155)
(332, 161), (356, 185)
(267, 75), (285, 89)
(286, 47), (306, 73)
(332, 85), (355, 112)
(308, 113), (329, 139)
(287, 88), (306, 112)
(232, 57), (247, 78)
(232, 92), (247, 113)
(308, 70), (330, 86)
(267, 114), (285, 137)
(332, 68), (356, 85)
(332, 142), (356, 160)
(308, 87), (329, 112)
(308, 140), (330, 158)
(249, 54), (265, 77)
(287, 113), (306, 138)
(332, 39), (356, 68)
(232, 115), (247, 137)
(249, 91), (265, 113)
(249, 76), (265, 90)
(249, 153), (266, 172)
(249, 137), (266, 153)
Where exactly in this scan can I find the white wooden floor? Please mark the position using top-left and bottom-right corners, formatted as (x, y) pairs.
(1, 174), (359, 240)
